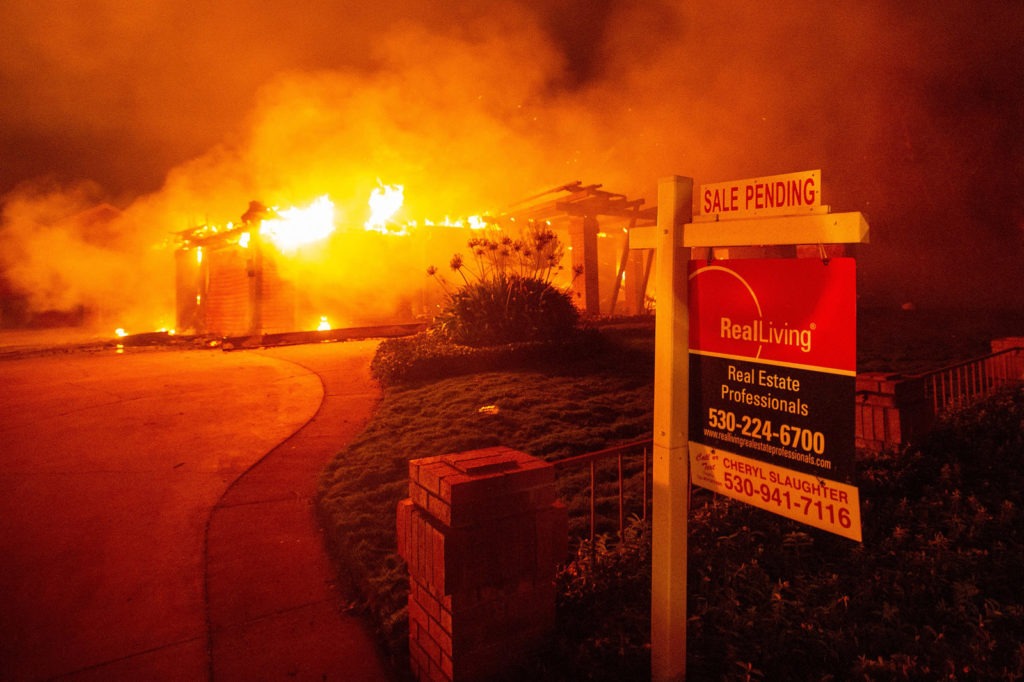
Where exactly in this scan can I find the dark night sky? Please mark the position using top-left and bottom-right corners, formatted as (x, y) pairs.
(1, 0), (1022, 322)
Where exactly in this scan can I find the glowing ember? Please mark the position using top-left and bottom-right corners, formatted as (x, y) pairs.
(365, 183), (405, 233)
(258, 195), (335, 251)
(317, 315), (331, 331)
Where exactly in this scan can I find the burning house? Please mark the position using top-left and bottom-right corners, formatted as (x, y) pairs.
(172, 183), (656, 338)
(173, 191), (463, 338)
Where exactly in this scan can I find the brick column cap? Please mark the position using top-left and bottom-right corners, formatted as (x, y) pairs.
(409, 447), (555, 528)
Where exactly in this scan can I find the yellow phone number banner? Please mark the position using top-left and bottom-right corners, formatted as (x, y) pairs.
(689, 442), (862, 542)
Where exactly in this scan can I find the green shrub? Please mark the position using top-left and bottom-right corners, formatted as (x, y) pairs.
(371, 222), (586, 385)
(427, 221), (582, 348)
(547, 516), (653, 681)
(369, 327), (606, 387)
(369, 331), (474, 386)
(435, 273), (579, 347)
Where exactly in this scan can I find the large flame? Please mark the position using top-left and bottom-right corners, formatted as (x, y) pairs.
(362, 182), (492, 236)
(258, 195), (335, 251)
(364, 183), (405, 234)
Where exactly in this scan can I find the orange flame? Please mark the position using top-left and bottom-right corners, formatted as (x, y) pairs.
(364, 183), (405, 234)
(258, 195), (335, 251)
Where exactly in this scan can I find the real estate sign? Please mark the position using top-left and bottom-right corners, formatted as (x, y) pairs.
(687, 257), (862, 541)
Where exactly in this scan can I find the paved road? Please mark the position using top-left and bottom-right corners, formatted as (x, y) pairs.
(0, 340), (389, 680)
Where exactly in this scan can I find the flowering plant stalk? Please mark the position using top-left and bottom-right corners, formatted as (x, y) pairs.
(427, 220), (580, 291)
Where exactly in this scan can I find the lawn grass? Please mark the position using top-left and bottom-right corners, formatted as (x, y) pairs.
(316, 327), (655, 661)
(317, 310), (1024, 680)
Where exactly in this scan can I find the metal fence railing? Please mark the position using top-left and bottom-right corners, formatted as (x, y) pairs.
(552, 438), (652, 547)
(914, 347), (1024, 415)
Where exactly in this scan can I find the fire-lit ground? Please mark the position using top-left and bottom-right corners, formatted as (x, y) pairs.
(0, 340), (387, 680)
(0, 327), (122, 353)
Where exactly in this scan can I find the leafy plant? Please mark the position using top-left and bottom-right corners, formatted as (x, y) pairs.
(433, 274), (579, 346)
(548, 516), (653, 681)
(427, 221), (582, 347)
(369, 327), (607, 387)
(431, 221), (569, 288)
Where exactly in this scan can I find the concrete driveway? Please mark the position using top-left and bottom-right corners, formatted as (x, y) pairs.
(0, 340), (388, 680)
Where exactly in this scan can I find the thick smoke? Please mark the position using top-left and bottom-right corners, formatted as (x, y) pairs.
(1, 0), (1021, 332)
(0, 180), (175, 331)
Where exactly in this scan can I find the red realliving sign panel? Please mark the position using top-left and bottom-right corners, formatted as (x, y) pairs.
(687, 257), (862, 541)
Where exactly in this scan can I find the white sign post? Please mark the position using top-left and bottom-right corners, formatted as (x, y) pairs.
(650, 176), (692, 682)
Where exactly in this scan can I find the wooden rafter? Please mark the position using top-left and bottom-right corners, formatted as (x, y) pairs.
(500, 182), (657, 224)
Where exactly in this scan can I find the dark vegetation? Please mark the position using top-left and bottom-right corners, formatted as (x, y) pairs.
(371, 221), (585, 386)
(319, 298), (1024, 680)
(685, 384), (1024, 680)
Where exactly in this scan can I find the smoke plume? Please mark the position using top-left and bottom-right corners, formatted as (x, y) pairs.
(1, 0), (1021, 332)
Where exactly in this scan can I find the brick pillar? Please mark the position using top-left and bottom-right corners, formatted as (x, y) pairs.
(991, 338), (1024, 379)
(568, 215), (600, 315)
(397, 447), (567, 682)
(855, 372), (932, 451)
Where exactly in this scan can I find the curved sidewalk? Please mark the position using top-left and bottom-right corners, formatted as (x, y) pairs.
(204, 340), (393, 681)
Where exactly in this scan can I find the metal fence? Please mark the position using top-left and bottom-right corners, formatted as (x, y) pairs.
(914, 346), (1024, 415)
(552, 438), (652, 547)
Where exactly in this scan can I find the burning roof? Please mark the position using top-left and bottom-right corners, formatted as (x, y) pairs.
(176, 195), (336, 253)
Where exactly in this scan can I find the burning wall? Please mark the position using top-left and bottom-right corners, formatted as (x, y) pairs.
(176, 234), (296, 338)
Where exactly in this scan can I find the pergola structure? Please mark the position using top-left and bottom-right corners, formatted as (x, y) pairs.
(498, 182), (657, 316)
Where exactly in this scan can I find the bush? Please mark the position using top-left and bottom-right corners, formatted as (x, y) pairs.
(370, 222), (587, 386)
(548, 516), (653, 681)
(435, 274), (579, 347)
(369, 327), (606, 387)
(369, 331), (473, 386)
(427, 221), (582, 348)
